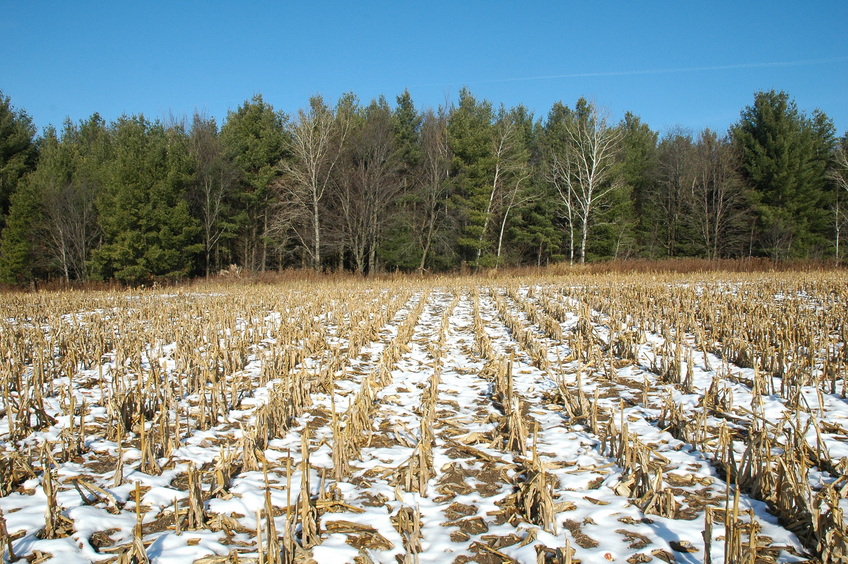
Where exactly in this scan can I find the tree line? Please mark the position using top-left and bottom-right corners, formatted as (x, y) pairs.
(0, 87), (846, 284)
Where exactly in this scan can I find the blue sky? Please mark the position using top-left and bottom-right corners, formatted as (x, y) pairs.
(2, 1), (846, 137)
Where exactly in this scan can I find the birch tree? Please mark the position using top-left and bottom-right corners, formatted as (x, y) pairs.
(548, 153), (577, 264)
(279, 94), (351, 270)
(542, 102), (576, 263)
(552, 99), (623, 263)
(475, 104), (531, 266)
(491, 105), (533, 267)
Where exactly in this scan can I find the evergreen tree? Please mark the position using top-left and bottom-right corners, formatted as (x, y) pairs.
(0, 177), (40, 284)
(732, 90), (836, 258)
(90, 116), (200, 282)
(392, 89), (422, 180)
(589, 175), (635, 260)
(619, 112), (658, 256)
(509, 182), (562, 266)
(447, 88), (495, 266)
(0, 91), (37, 233)
(220, 95), (287, 271)
(378, 90), (423, 272)
(0, 127), (62, 283)
(508, 106), (560, 267)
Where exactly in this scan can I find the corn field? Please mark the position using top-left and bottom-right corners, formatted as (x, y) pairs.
(0, 271), (846, 563)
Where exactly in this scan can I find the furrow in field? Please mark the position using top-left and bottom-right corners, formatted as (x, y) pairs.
(477, 285), (810, 563)
(531, 283), (848, 560)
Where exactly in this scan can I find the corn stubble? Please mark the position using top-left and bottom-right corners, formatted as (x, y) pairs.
(0, 272), (845, 562)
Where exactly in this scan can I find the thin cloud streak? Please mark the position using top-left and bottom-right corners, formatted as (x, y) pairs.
(423, 56), (848, 87)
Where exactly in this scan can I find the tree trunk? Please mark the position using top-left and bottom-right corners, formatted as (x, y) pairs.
(580, 216), (588, 264)
(568, 220), (574, 265)
(261, 211), (268, 271)
(496, 196), (516, 268)
(419, 200), (438, 274)
(835, 200), (841, 266)
(60, 230), (70, 283)
(477, 162), (501, 264)
(496, 211), (508, 266)
(312, 195), (321, 270)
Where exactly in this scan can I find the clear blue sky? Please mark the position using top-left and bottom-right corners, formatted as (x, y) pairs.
(2, 1), (846, 137)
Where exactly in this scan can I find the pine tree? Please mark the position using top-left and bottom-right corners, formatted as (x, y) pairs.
(0, 91), (37, 233)
(0, 178), (40, 284)
(220, 95), (287, 271)
(0, 92), (38, 283)
(732, 90), (836, 258)
(619, 112), (658, 256)
(447, 88), (495, 266)
(392, 89), (422, 179)
(510, 182), (562, 266)
(90, 116), (200, 282)
(377, 90), (423, 272)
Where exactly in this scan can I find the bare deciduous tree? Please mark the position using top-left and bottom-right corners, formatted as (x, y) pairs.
(552, 101), (623, 263)
(688, 129), (749, 259)
(415, 107), (452, 273)
(189, 113), (234, 276)
(654, 129), (695, 256)
(41, 179), (98, 282)
(333, 98), (400, 274)
(279, 94), (352, 270)
(829, 139), (848, 263)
